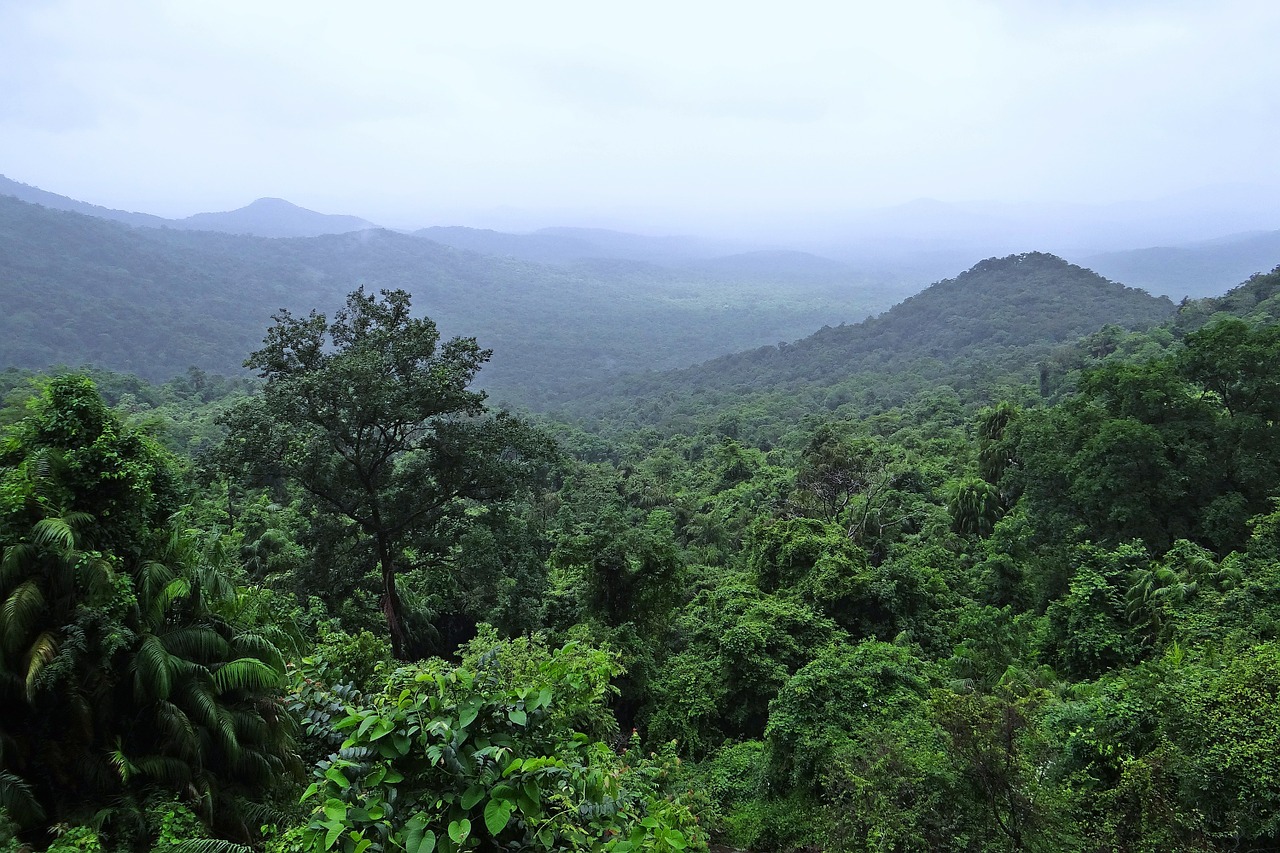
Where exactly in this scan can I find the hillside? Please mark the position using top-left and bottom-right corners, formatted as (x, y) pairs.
(554, 252), (1176, 431)
(0, 195), (892, 403)
(0, 173), (172, 228)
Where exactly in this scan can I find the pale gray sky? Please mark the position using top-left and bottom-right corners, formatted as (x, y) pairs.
(2, 0), (1278, 234)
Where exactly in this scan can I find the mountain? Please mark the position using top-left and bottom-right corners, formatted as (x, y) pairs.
(0, 175), (378, 238)
(555, 253), (1177, 424)
(0, 195), (892, 403)
(0, 174), (171, 228)
(177, 197), (378, 238)
(1078, 230), (1280, 300)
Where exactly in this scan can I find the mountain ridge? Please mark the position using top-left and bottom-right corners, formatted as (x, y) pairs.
(552, 252), (1177, 420)
(0, 174), (379, 238)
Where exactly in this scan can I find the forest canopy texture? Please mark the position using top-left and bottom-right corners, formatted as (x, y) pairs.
(3, 254), (1280, 853)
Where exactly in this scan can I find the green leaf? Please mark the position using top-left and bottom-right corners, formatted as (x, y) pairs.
(404, 815), (435, 853)
(325, 766), (351, 789)
(507, 708), (527, 726)
(458, 702), (480, 729)
(483, 798), (513, 836)
(447, 818), (470, 845)
(460, 784), (485, 810)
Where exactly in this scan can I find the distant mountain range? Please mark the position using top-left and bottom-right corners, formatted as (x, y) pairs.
(5, 174), (1279, 300)
(1078, 229), (1280, 300)
(2, 173), (1277, 414)
(0, 193), (890, 403)
(0, 175), (377, 238)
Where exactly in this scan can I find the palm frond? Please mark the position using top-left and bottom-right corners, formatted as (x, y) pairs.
(176, 679), (223, 732)
(226, 707), (270, 745)
(161, 625), (229, 664)
(78, 552), (116, 603)
(134, 633), (176, 702)
(32, 515), (80, 552)
(211, 704), (241, 761)
(106, 740), (139, 783)
(23, 630), (58, 702)
(132, 754), (194, 787)
(229, 746), (275, 782)
(0, 770), (46, 827)
(212, 658), (282, 695)
(138, 560), (177, 611)
(2, 579), (46, 658)
(192, 565), (237, 611)
(151, 700), (200, 761)
(158, 576), (193, 612)
(234, 622), (298, 661)
(0, 543), (36, 592)
(228, 631), (286, 672)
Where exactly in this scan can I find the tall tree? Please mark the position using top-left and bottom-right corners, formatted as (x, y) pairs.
(221, 288), (550, 658)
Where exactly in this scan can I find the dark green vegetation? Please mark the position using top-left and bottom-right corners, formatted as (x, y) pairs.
(556, 252), (1175, 439)
(0, 194), (896, 406)
(4, 206), (1280, 852)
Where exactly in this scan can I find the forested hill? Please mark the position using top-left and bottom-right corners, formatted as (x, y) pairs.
(0, 194), (893, 402)
(555, 252), (1176, 427)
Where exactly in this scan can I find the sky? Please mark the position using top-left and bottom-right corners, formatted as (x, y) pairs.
(2, 0), (1279, 236)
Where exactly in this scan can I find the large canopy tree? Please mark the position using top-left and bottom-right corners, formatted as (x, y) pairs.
(221, 288), (551, 659)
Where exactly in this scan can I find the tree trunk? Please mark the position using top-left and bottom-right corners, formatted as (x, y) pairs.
(377, 537), (409, 660)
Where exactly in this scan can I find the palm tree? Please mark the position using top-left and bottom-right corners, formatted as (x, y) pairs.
(0, 376), (298, 845)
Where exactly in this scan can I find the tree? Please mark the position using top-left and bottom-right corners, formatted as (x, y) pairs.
(0, 376), (296, 844)
(221, 288), (551, 659)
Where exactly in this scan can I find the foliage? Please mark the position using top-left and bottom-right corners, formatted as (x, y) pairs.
(220, 288), (554, 658)
(0, 376), (297, 847)
(293, 634), (704, 853)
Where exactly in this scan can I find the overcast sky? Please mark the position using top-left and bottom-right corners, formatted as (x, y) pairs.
(2, 0), (1279, 234)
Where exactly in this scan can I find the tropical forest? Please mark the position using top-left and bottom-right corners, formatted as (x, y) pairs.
(3, 180), (1280, 853)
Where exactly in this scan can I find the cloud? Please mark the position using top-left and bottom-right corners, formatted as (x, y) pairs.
(1, 0), (1277, 228)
